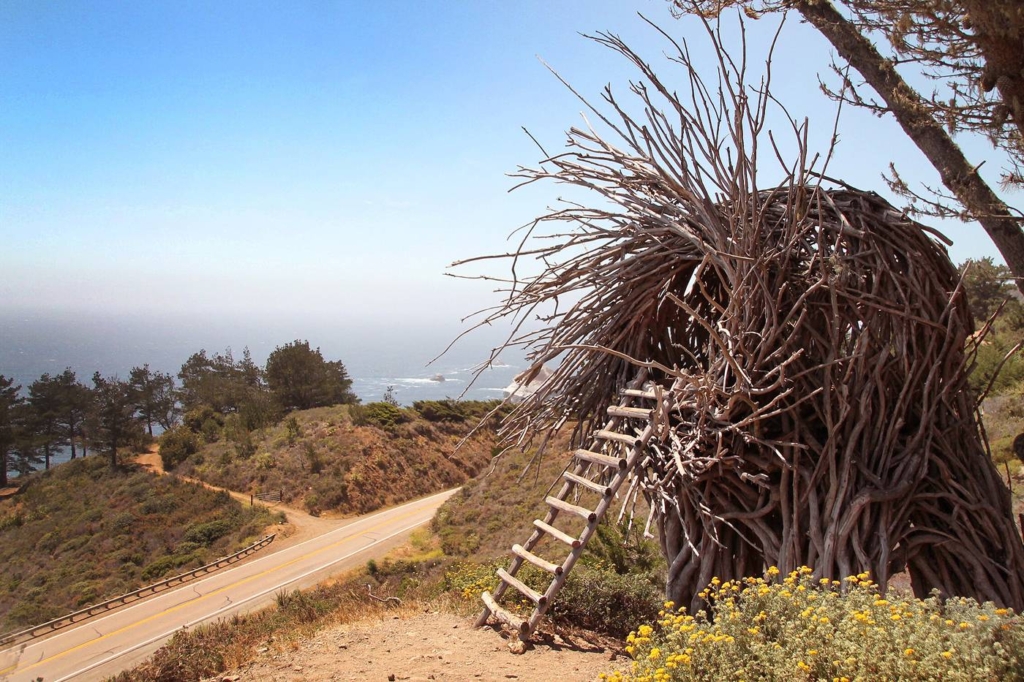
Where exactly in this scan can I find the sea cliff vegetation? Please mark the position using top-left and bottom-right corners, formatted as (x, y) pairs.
(0, 456), (280, 634)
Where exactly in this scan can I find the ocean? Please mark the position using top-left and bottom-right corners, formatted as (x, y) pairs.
(0, 310), (531, 479)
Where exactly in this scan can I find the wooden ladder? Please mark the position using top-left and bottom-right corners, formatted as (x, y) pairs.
(476, 368), (658, 637)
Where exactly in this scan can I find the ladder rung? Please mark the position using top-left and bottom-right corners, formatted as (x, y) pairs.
(574, 448), (626, 470)
(534, 519), (580, 548)
(480, 590), (530, 635)
(621, 388), (658, 400)
(512, 544), (563, 575)
(607, 405), (653, 419)
(546, 496), (597, 523)
(594, 429), (641, 447)
(497, 568), (546, 605)
(563, 471), (612, 497)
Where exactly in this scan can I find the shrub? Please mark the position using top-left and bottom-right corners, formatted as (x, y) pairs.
(413, 399), (468, 423)
(184, 519), (233, 546)
(182, 405), (222, 433)
(350, 402), (408, 428)
(200, 417), (222, 443)
(286, 416), (301, 444)
(159, 427), (201, 470)
(610, 567), (1024, 682)
(442, 559), (659, 638)
(552, 565), (663, 638)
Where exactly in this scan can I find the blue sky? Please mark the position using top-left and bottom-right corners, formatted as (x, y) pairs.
(0, 1), (1014, 333)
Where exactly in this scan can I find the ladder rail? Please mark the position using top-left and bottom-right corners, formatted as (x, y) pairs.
(528, 419), (658, 633)
(476, 367), (662, 635)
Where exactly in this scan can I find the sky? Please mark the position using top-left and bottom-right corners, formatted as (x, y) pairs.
(0, 0), (1017, 336)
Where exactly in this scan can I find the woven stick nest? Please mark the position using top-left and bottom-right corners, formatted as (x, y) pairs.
(454, 18), (1024, 611)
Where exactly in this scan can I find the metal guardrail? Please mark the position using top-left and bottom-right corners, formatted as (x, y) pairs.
(0, 533), (275, 649)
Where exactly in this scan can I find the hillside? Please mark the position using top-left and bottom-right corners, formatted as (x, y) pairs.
(170, 402), (502, 516)
(0, 456), (280, 634)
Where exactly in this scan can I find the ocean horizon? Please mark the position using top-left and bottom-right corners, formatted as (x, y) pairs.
(1, 310), (531, 479)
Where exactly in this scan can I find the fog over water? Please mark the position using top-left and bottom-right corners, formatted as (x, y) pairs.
(0, 310), (527, 405)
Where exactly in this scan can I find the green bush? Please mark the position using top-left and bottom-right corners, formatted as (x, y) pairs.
(611, 567), (1024, 682)
(182, 405), (222, 433)
(553, 566), (662, 638)
(350, 402), (409, 428)
(159, 427), (201, 470)
(183, 519), (233, 546)
(413, 399), (467, 423)
(442, 559), (660, 638)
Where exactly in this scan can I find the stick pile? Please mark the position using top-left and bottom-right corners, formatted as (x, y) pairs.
(455, 20), (1024, 611)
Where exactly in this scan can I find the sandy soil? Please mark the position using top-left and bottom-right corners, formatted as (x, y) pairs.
(212, 610), (627, 682)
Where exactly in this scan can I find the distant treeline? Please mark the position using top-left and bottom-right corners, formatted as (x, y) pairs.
(0, 340), (357, 486)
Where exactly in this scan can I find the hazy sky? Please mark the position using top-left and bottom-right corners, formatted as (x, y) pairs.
(0, 1), (1014, 332)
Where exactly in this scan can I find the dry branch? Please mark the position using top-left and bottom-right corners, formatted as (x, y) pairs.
(456, 16), (1024, 612)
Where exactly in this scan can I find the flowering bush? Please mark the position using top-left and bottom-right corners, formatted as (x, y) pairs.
(606, 567), (1024, 681)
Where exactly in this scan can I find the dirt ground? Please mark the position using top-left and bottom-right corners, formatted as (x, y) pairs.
(211, 610), (628, 682)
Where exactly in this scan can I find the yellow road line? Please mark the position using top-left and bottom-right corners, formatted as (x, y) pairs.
(3, 500), (434, 679)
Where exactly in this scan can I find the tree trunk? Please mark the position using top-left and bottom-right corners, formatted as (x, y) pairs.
(795, 0), (1024, 290)
(69, 416), (77, 459)
(44, 443), (50, 470)
(1, 448), (7, 488)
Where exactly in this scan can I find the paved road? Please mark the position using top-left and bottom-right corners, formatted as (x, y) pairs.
(0, 488), (458, 682)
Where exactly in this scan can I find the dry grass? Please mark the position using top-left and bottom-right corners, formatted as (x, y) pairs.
(0, 456), (280, 635)
(172, 403), (500, 516)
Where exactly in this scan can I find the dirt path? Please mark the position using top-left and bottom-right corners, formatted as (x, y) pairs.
(217, 609), (627, 682)
(133, 448), (348, 553)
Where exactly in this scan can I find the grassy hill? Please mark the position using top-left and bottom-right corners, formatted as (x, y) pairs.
(0, 456), (280, 634)
(169, 401), (503, 516)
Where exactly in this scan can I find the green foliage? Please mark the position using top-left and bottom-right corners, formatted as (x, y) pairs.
(274, 588), (336, 624)
(304, 443), (323, 474)
(183, 405), (221, 433)
(970, 333), (1024, 393)
(413, 399), (467, 423)
(582, 523), (663, 577)
(0, 374), (24, 487)
(183, 518), (233, 546)
(285, 416), (301, 444)
(91, 372), (146, 467)
(222, 413), (256, 459)
(441, 559), (661, 638)
(959, 258), (1024, 396)
(265, 340), (357, 412)
(553, 565), (663, 638)
(141, 553), (203, 582)
(177, 348), (263, 415)
(350, 402), (409, 428)
(611, 568), (1024, 682)
(159, 426), (200, 471)
(961, 258), (1024, 327)
(128, 364), (178, 436)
